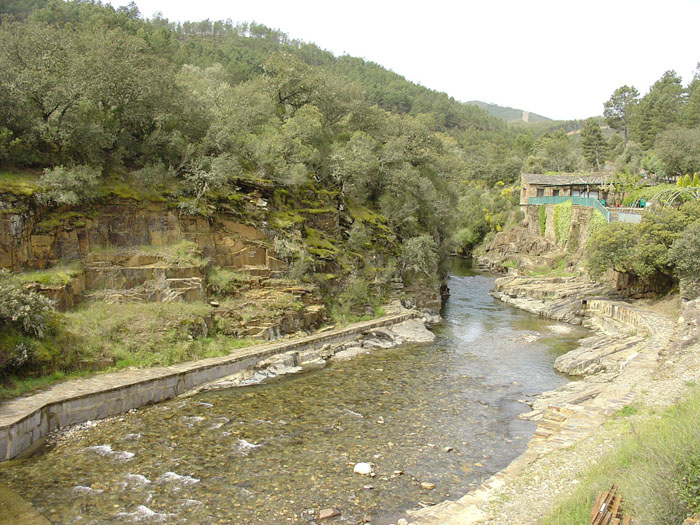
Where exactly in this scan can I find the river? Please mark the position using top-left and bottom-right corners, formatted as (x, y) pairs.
(0, 262), (587, 524)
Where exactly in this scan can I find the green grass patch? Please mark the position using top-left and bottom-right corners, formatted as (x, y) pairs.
(0, 171), (41, 196)
(16, 260), (82, 286)
(524, 256), (575, 278)
(89, 240), (207, 267)
(542, 386), (700, 525)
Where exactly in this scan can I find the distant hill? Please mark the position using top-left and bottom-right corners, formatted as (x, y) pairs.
(467, 101), (552, 123)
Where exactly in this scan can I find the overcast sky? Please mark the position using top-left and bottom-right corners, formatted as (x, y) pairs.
(108, 0), (700, 121)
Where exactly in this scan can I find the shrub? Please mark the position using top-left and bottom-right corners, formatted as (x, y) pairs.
(553, 199), (572, 246)
(400, 234), (438, 279)
(0, 269), (54, 375)
(669, 219), (700, 285)
(0, 270), (54, 337)
(37, 165), (101, 206)
(539, 205), (547, 236)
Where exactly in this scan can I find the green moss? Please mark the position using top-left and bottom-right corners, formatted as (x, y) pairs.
(100, 181), (169, 202)
(269, 210), (304, 228)
(0, 171), (40, 197)
(303, 227), (339, 258)
(16, 261), (82, 286)
(34, 211), (97, 233)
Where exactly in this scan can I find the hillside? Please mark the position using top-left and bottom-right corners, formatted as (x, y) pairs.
(467, 100), (552, 123)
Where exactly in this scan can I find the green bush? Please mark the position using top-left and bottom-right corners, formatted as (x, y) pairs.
(539, 205), (547, 236)
(37, 165), (101, 206)
(553, 200), (572, 246)
(669, 220), (700, 284)
(0, 269), (55, 375)
(400, 234), (438, 279)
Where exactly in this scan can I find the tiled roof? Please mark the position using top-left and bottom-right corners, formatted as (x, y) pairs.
(521, 173), (610, 186)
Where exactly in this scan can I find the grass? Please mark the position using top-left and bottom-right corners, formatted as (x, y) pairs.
(0, 170), (41, 197)
(524, 256), (576, 278)
(15, 260), (82, 286)
(0, 301), (258, 399)
(541, 386), (700, 525)
(89, 240), (207, 267)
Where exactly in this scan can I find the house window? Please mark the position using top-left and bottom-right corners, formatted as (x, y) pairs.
(552, 190), (559, 197)
(536, 188), (544, 198)
(572, 189), (581, 197)
(589, 191), (599, 199)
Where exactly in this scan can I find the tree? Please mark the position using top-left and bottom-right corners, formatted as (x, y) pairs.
(655, 126), (700, 178)
(603, 85), (639, 145)
(526, 130), (581, 173)
(632, 71), (685, 150)
(580, 118), (607, 170)
(669, 219), (700, 286)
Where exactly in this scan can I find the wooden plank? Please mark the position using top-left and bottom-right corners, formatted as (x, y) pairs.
(610, 494), (622, 517)
(621, 515), (631, 525)
(592, 486), (617, 525)
(590, 491), (606, 523)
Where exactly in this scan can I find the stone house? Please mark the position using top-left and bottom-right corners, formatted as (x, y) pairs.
(520, 173), (612, 206)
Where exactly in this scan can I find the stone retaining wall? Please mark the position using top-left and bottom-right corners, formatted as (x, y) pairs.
(0, 312), (418, 462)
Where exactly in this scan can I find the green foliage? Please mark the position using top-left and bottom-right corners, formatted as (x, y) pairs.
(0, 269), (54, 338)
(553, 200), (572, 246)
(580, 118), (607, 170)
(678, 455), (700, 516)
(0, 269), (55, 375)
(669, 219), (700, 284)
(206, 267), (246, 296)
(603, 85), (639, 143)
(586, 205), (700, 281)
(587, 209), (608, 238)
(585, 222), (638, 278)
(329, 277), (372, 324)
(655, 126), (700, 178)
(539, 205), (547, 236)
(37, 165), (101, 206)
(400, 234), (439, 280)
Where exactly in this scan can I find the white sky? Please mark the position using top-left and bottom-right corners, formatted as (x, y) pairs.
(109, 0), (700, 121)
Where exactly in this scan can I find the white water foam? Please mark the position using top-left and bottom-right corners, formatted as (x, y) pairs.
(72, 485), (103, 495)
(235, 438), (262, 455)
(83, 444), (135, 461)
(115, 505), (174, 522)
(156, 472), (200, 486)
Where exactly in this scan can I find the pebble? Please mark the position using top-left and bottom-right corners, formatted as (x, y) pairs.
(420, 482), (436, 490)
(353, 463), (374, 476)
(317, 507), (340, 520)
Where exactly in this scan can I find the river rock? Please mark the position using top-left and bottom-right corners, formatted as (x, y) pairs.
(332, 345), (367, 361)
(353, 462), (374, 476)
(317, 507), (340, 520)
(389, 319), (436, 344)
(420, 481), (436, 490)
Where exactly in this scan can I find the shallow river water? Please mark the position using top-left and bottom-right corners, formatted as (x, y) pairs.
(0, 263), (588, 524)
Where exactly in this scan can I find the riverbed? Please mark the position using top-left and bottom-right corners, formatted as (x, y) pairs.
(0, 264), (587, 524)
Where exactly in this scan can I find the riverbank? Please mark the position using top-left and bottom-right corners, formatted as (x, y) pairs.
(0, 309), (434, 463)
(408, 275), (695, 524)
